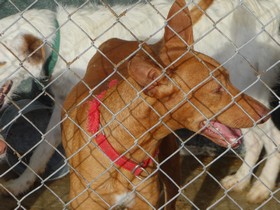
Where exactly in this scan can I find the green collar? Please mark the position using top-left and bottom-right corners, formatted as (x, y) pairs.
(13, 20), (60, 96)
(43, 19), (60, 78)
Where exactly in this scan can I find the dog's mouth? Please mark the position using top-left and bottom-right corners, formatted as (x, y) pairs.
(0, 80), (13, 109)
(200, 120), (242, 148)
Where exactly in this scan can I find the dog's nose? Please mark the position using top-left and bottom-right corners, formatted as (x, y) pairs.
(0, 139), (7, 155)
(242, 94), (270, 124)
(252, 101), (270, 124)
(259, 113), (270, 124)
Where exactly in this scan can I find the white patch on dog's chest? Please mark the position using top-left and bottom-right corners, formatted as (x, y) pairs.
(114, 192), (136, 208)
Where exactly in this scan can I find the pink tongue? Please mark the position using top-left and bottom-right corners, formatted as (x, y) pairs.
(211, 121), (242, 140)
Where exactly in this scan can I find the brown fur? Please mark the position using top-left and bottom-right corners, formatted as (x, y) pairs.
(62, 0), (269, 209)
(0, 62), (6, 67)
(190, 0), (213, 24)
(22, 34), (45, 64)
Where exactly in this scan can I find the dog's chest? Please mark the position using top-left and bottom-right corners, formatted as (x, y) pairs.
(113, 192), (136, 209)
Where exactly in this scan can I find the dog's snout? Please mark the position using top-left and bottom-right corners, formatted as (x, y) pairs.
(254, 104), (270, 124)
(246, 95), (270, 124)
(259, 114), (270, 124)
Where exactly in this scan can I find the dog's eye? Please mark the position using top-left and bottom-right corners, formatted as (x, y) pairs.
(0, 61), (6, 67)
(212, 85), (224, 94)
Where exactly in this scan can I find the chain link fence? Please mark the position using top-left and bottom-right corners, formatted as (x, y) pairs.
(0, 0), (279, 209)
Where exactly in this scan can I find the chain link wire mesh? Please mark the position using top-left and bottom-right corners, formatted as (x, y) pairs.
(0, 0), (279, 209)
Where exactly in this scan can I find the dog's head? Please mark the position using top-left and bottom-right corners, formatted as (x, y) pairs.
(0, 32), (47, 160)
(0, 33), (46, 110)
(127, 0), (269, 148)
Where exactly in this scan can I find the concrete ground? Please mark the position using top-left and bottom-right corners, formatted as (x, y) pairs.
(0, 156), (279, 210)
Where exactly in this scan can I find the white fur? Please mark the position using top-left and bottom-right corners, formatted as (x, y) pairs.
(0, 0), (279, 204)
(192, 0), (280, 204)
(114, 192), (136, 208)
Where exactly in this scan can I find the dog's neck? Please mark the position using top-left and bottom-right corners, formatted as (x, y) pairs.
(98, 77), (180, 163)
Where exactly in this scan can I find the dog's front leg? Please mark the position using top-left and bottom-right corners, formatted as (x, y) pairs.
(0, 102), (62, 196)
(158, 134), (180, 210)
(247, 119), (280, 203)
(221, 127), (264, 191)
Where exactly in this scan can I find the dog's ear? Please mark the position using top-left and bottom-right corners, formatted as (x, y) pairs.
(21, 34), (46, 64)
(128, 54), (175, 98)
(160, 0), (194, 66)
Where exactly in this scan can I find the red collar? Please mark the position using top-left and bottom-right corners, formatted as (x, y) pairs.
(87, 80), (155, 177)
(95, 134), (154, 176)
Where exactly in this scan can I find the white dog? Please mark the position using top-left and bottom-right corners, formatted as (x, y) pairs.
(193, 0), (280, 204)
(0, 0), (279, 204)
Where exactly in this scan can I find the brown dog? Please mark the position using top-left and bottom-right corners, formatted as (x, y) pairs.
(62, 0), (269, 209)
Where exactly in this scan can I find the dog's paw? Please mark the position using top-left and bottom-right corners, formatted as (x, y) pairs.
(221, 174), (250, 192)
(246, 180), (271, 204)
